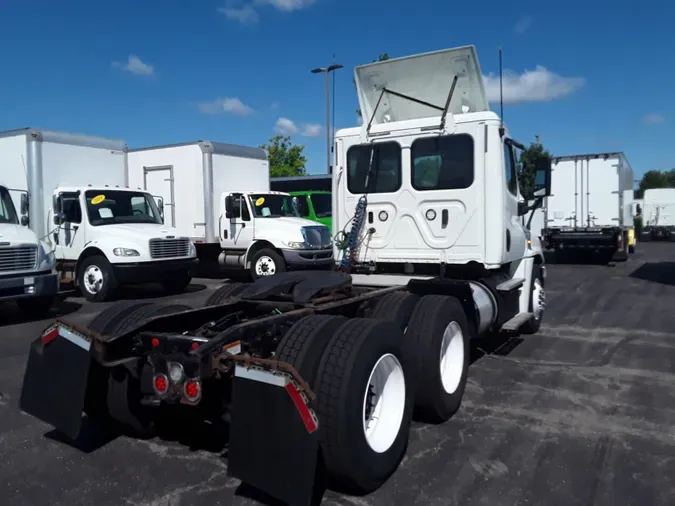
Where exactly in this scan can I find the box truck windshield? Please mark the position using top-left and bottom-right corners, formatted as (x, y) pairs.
(249, 194), (300, 218)
(0, 187), (19, 225)
(84, 189), (163, 226)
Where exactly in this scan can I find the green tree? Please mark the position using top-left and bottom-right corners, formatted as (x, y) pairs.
(636, 169), (671, 198)
(259, 135), (308, 178)
(517, 141), (552, 198)
(356, 53), (390, 118)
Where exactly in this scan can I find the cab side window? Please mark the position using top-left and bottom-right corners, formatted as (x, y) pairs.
(233, 195), (250, 221)
(61, 194), (82, 223)
(504, 142), (518, 196)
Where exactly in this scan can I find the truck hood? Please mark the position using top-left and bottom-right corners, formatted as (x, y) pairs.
(0, 224), (38, 245)
(255, 217), (332, 246)
(91, 223), (185, 242)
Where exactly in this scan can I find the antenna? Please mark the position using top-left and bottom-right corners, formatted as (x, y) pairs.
(498, 46), (505, 137)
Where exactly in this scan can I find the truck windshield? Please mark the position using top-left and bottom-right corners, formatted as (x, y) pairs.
(84, 190), (162, 226)
(248, 194), (300, 218)
(0, 187), (19, 225)
(310, 194), (332, 218)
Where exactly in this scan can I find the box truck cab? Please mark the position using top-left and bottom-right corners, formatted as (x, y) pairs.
(0, 185), (58, 316)
(0, 128), (198, 303)
(127, 141), (334, 280)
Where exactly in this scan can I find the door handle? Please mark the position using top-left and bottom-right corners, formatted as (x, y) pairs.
(441, 209), (448, 229)
(368, 211), (373, 224)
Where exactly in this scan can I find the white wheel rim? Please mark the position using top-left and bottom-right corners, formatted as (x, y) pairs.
(83, 265), (104, 295)
(255, 256), (276, 276)
(362, 353), (406, 454)
(439, 321), (465, 394)
(532, 278), (545, 320)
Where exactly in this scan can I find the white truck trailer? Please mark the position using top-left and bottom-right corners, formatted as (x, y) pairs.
(0, 184), (58, 316)
(20, 46), (553, 506)
(640, 188), (675, 241)
(0, 128), (198, 302)
(544, 152), (637, 261)
(127, 141), (334, 279)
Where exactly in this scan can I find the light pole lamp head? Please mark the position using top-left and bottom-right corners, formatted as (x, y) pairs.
(311, 67), (326, 74)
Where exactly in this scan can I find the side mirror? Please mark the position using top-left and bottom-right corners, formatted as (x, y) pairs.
(225, 195), (234, 219)
(517, 201), (529, 216)
(636, 204), (642, 216)
(20, 215), (29, 227)
(20, 192), (29, 216)
(531, 157), (552, 198)
(157, 198), (164, 218)
(53, 212), (65, 225)
(52, 194), (64, 225)
(291, 196), (299, 214)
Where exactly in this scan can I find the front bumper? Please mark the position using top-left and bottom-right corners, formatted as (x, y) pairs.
(0, 270), (59, 302)
(112, 258), (198, 284)
(281, 248), (334, 269)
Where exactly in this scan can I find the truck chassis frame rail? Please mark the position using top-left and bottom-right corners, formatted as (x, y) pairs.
(20, 269), (536, 505)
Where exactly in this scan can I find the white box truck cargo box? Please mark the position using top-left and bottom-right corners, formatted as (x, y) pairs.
(0, 128), (197, 302)
(127, 141), (334, 279)
(544, 152), (635, 260)
(641, 188), (675, 240)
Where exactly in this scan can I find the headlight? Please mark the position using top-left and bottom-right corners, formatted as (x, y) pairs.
(38, 241), (56, 271)
(283, 241), (306, 249)
(113, 248), (140, 257)
(188, 241), (197, 257)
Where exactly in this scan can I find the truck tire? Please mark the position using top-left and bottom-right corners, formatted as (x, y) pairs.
(250, 248), (286, 280)
(15, 296), (55, 319)
(404, 295), (470, 424)
(87, 301), (154, 336)
(160, 271), (192, 295)
(275, 315), (347, 388)
(521, 265), (545, 335)
(370, 291), (420, 331)
(204, 282), (247, 306)
(78, 255), (119, 302)
(315, 318), (414, 493)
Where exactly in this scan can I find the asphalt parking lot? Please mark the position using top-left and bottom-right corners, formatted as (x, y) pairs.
(2, 243), (675, 506)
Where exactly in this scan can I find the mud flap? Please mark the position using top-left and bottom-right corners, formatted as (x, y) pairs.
(19, 324), (93, 440)
(228, 365), (320, 506)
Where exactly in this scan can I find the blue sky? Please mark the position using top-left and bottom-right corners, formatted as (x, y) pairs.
(0, 0), (672, 181)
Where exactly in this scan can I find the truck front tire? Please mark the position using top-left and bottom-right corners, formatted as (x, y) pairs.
(78, 255), (119, 302)
(250, 248), (286, 280)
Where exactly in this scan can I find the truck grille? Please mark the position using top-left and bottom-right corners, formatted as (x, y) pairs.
(149, 238), (190, 259)
(302, 226), (332, 249)
(0, 245), (37, 273)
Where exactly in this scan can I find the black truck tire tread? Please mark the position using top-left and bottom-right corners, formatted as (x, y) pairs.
(204, 282), (247, 306)
(87, 301), (154, 336)
(315, 318), (413, 493)
(370, 291), (420, 331)
(405, 295), (470, 424)
(275, 315), (347, 388)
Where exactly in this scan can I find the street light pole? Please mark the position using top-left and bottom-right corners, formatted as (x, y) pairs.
(312, 63), (343, 174)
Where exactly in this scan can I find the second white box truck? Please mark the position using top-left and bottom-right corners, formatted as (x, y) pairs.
(127, 141), (334, 279)
(640, 188), (675, 241)
(0, 128), (198, 302)
(544, 152), (637, 261)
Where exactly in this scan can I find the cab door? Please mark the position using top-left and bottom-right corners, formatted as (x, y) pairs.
(220, 193), (254, 250)
(502, 140), (527, 263)
(53, 191), (86, 261)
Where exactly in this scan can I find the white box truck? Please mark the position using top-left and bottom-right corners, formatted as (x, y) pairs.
(0, 183), (58, 317)
(640, 188), (675, 241)
(127, 141), (334, 279)
(0, 128), (198, 302)
(544, 152), (637, 261)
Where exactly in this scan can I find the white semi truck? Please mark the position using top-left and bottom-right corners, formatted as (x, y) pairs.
(20, 46), (552, 506)
(0, 128), (198, 302)
(543, 152), (637, 261)
(640, 188), (675, 241)
(127, 141), (334, 279)
(0, 184), (58, 316)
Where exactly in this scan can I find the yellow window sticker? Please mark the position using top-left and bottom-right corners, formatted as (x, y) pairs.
(90, 194), (106, 205)
(255, 197), (265, 206)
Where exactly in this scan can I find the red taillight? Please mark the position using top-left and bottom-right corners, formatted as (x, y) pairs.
(184, 380), (201, 402)
(151, 338), (160, 348)
(191, 342), (199, 350)
(153, 374), (169, 396)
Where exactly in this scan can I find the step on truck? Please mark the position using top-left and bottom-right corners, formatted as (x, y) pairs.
(0, 128), (198, 302)
(640, 188), (675, 241)
(0, 184), (58, 317)
(19, 46), (552, 506)
(543, 152), (638, 262)
(127, 141), (334, 280)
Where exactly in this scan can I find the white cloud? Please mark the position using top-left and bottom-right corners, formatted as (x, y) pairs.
(514, 16), (533, 35)
(197, 97), (254, 116)
(262, 0), (317, 12)
(642, 113), (666, 124)
(274, 118), (321, 137)
(218, 5), (259, 23)
(301, 124), (322, 137)
(112, 55), (154, 76)
(483, 66), (585, 104)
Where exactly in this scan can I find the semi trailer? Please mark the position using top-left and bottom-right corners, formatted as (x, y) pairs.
(127, 141), (334, 279)
(640, 188), (675, 241)
(20, 46), (552, 505)
(0, 128), (198, 302)
(544, 152), (637, 262)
